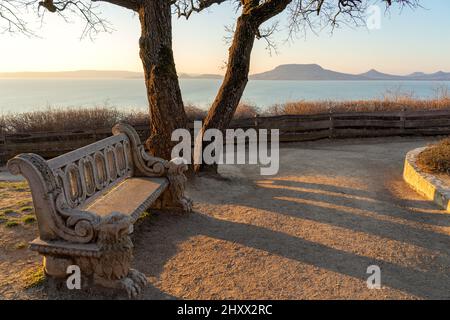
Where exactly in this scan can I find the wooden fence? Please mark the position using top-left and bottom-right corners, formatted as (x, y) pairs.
(2, 109), (450, 165)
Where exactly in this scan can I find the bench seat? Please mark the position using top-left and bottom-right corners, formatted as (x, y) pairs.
(82, 177), (169, 221)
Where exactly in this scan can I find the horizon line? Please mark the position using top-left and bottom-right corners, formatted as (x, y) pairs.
(0, 64), (449, 77)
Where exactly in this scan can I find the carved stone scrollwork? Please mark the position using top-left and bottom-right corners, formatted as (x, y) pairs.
(113, 123), (169, 177)
(112, 123), (193, 212)
(74, 212), (147, 298)
(166, 158), (193, 212)
(7, 153), (100, 243)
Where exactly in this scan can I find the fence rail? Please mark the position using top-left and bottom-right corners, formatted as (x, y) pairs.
(2, 109), (450, 165)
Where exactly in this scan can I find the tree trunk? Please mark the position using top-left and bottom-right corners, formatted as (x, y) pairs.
(194, 13), (256, 172)
(138, 0), (187, 160)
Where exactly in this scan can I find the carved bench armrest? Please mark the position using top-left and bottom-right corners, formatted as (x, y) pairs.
(112, 123), (192, 212)
(7, 154), (103, 243)
(112, 123), (168, 176)
(112, 123), (187, 177)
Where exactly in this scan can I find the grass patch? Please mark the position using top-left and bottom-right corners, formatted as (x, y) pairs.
(417, 138), (450, 174)
(138, 211), (151, 220)
(21, 215), (36, 224)
(22, 267), (46, 289)
(17, 200), (33, 207)
(14, 242), (27, 250)
(0, 181), (29, 190)
(5, 220), (19, 228)
(20, 206), (34, 213)
(136, 211), (153, 224)
(3, 209), (16, 215)
(11, 182), (29, 191)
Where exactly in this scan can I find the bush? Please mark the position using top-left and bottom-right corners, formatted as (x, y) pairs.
(234, 103), (260, 119)
(185, 104), (207, 121)
(2, 94), (450, 134)
(2, 107), (124, 133)
(265, 96), (450, 116)
(417, 138), (450, 174)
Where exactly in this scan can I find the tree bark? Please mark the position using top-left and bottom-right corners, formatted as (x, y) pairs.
(138, 0), (187, 160)
(194, 12), (256, 172)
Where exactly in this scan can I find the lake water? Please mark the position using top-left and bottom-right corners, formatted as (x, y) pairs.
(0, 78), (449, 114)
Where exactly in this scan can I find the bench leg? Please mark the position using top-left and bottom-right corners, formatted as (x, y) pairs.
(76, 212), (148, 298)
(165, 169), (193, 212)
(34, 213), (148, 298)
(43, 255), (73, 278)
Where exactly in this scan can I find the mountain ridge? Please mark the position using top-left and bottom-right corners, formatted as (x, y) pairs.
(0, 70), (223, 79)
(1, 65), (450, 80)
(250, 64), (450, 81)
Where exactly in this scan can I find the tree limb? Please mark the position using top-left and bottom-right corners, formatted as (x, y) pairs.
(92, 0), (141, 11)
(173, 0), (228, 19)
(249, 0), (293, 25)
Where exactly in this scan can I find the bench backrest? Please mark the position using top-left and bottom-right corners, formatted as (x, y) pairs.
(47, 132), (134, 209)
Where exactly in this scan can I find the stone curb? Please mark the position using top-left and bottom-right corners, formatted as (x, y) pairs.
(403, 147), (450, 213)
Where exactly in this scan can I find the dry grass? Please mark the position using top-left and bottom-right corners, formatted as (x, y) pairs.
(417, 138), (450, 174)
(267, 86), (450, 115)
(21, 266), (46, 289)
(1, 107), (124, 133)
(0, 181), (34, 227)
(0, 103), (261, 134)
(234, 103), (261, 119)
(1, 90), (450, 134)
(266, 97), (450, 116)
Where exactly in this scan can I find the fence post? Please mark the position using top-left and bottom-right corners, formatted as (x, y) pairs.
(0, 130), (6, 165)
(400, 107), (406, 134)
(329, 109), (334, 139)
(254, 114), (260, 140)
(254, 114), (260, 130)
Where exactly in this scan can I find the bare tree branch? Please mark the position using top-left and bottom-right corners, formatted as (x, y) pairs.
(250, 0), (293, 25)
(173, 0), (228, 19)
(92, 0), (141, 11)
(0, 0), (141, 37)
(0, 0), (34, 35)
(286, 0), (420, 38)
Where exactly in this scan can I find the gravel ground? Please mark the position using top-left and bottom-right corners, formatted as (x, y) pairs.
(1, 136), (449, 299)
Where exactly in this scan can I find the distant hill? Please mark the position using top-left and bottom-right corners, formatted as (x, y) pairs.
(2, 66), (449, 81)
(250, 64), (361, 80)
(250, 64), (450, 81)
(358, 69), (404, 80)
(0, 70), (144, 79)
(0, 70), (223, 79)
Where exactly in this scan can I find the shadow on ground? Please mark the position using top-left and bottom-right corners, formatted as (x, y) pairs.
(18, 137), (450, 299)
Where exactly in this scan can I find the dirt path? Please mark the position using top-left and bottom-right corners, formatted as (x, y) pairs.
(1, 137), (450, 299)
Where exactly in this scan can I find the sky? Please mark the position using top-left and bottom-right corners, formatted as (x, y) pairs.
(0, 0), (449, 75)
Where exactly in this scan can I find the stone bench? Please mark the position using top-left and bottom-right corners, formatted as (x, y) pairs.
(7, 123), (192, 298)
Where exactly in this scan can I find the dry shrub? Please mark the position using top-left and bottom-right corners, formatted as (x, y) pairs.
(121, 110), (149, 126)
(265, 96), (450, 116)
(234, 103), (260, 119)
(0, 115), (6, 134)
(2, 90), (450, 134)
(417, 138), (450, 174)
(3, 107), (124, 133)
(185, 104), (207, 121)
